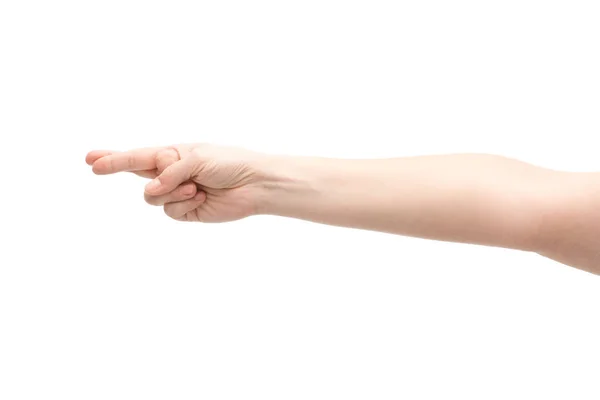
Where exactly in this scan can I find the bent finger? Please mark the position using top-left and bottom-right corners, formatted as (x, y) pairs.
(145, 182), (197, 206)
(164, 192), (207, 220)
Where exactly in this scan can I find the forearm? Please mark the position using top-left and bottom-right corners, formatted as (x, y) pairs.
(256, 154), (558, 251)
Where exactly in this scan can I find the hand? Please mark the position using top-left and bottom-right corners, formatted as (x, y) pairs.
(86, 144), (268, 222)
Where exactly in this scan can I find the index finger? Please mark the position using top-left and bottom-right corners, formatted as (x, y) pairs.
(91, 147), (164, 175)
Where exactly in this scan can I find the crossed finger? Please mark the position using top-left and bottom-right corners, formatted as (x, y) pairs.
(87, 146), (205, 215)
(86, 147), (181, 178)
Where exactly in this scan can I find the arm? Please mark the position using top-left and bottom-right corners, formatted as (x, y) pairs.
(88, 145), (600, 275)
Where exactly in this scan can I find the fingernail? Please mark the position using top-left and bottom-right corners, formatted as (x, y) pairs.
(146, 178), (161, 192)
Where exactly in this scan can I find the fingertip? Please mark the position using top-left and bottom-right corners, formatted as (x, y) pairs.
(180, 182), (197, 196)
(86, 150), (114, 166)
(194, 191), (207, 203)
(91, 161), (102, 175)
(91, 158), (111, 175)
(85, 152), (95, 165)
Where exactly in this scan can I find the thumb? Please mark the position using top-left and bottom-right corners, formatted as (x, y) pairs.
(145, 157), (194, 196)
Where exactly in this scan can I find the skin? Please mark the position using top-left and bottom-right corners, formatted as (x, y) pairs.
(87, 143), (600, 275)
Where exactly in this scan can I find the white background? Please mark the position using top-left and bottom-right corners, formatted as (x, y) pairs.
(1, 1), (599, 399)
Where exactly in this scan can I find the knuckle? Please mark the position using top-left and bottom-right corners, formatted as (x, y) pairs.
(166, 145), (183, 159)
(153, 152), (163, 173)
(163, 204), (178, 219)
(156, 148), (180, 173)
(190, 144), (209, 159)
(127, 154), (136, 170)
(108, 156), (116, 173)
(171, 194), (187, 204)
(144, 192), (159, 206)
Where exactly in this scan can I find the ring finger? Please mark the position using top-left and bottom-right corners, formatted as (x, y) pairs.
(144, 182), (198, 206)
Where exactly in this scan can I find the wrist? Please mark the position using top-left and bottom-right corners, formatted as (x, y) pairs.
(251, 154), (329, 217)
